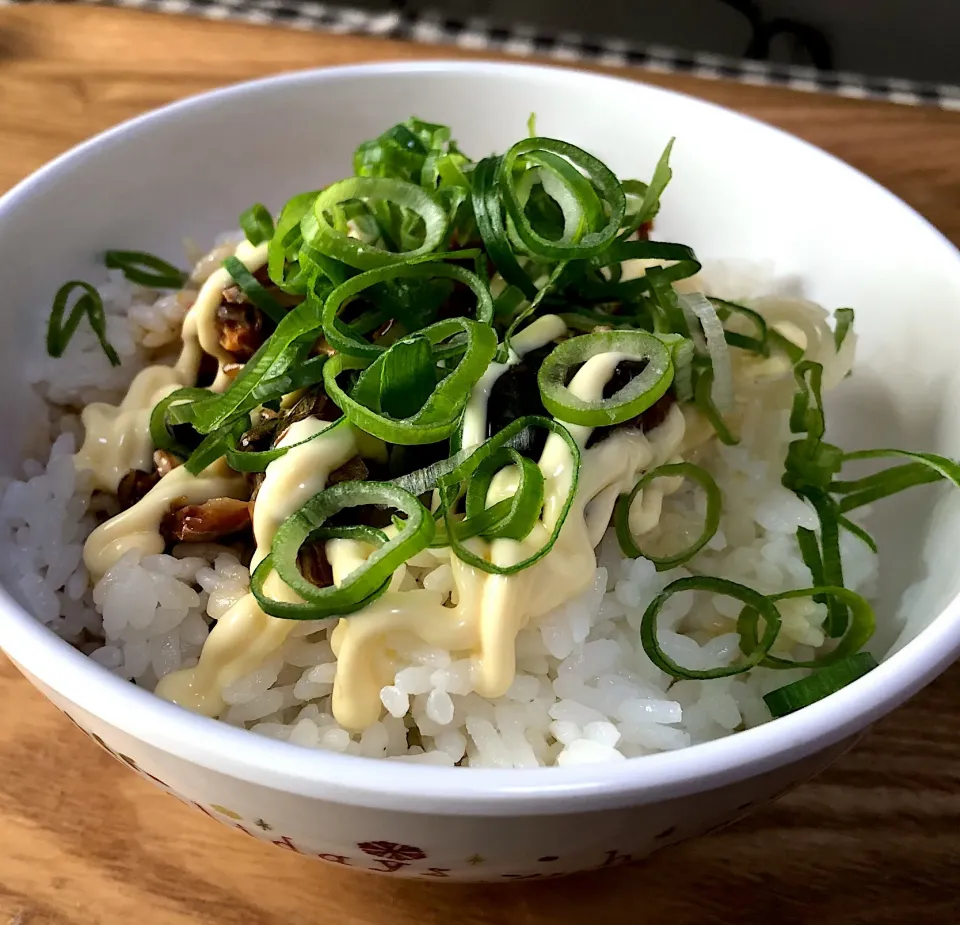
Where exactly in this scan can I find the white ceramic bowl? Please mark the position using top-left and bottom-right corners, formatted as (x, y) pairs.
(2, 61), (959, 882)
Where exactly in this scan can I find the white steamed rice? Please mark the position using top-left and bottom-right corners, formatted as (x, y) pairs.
(0, 247), (878, 768)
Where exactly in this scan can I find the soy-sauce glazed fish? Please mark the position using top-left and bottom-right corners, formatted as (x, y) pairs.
(29, 117), (960, 766)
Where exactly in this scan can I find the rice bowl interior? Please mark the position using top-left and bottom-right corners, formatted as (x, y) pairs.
(1, 63), (959, 788)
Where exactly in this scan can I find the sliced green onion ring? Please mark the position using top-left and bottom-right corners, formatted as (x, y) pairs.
(614, 462), (721, 570)
(149, 387), (212, 458)
(305, 177), (447, 270)
(322, 261), (493, 360)
(738, 585), (875, 670)
(250, 525), (390, 621)
(438, 416), (580, 576)
(471, 156), (538, 299)
(498, 138), (626, 260)
(46, 281), (120, 367)
(463, 447), (546, 541)
(763, 652), (879, 717)
(640, 576), (782, 680)
(537, 330), (674, 427)
(268, 190), (321, 294)
(104, 250), (186, 289)
(254, 481), (433, 620)
(324, 318), (497, 445)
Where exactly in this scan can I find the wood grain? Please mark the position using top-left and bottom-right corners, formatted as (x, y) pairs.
(0, 5), (958, 923)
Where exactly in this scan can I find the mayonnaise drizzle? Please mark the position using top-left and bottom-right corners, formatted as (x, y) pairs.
(328, 354), (689, 731)
(78, 236), (715, 733)
(74, 365), (185, 493)
(155, 418), (359, 716)
(175, 240), (269, 391)
(74, 240), (269, 494)
(83, 460), (248, 580)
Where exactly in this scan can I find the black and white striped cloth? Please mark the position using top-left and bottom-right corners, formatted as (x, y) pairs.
(62, 0), (960, 110)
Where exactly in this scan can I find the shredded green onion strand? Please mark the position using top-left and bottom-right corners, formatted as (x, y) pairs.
(619, 138), (674, 238)
(46, 281), (120, 367)
(305, 177), (448, 271)
(833, 307), (854, 351)
(711, 298), (769, 356)
(239, 203), (275, 247)
(268, 190), (321, 294)
(366, 333), (436, 419)
(801, 488), (848, 637)
(768, 328), (805, 364)
(184, 418), (249, 475)
(832, 449), (960, 513)
(177, 298), (324, 435)
(738, 585), (875, 670)
(222, 256), (286, 324)
(503, 260), (568, 356)
(694, 366), (738, 445)
(640, 576), (782, 680)
(580, 241), (701, 301)
(614, 462), (722, 570)
(104, 250), (187, 289)
(224, 420), (344, 473)
(789, 361), (826, 441)
(763, 652), (879, 717)
(838, 516), (878, 553)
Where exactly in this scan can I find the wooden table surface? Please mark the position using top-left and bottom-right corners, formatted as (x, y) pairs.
(1, 4), (959, 923)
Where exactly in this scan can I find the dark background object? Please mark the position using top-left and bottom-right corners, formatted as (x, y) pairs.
(348, 0), (960, 85)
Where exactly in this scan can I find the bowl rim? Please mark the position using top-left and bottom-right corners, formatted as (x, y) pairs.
(2, 58), (959, 815)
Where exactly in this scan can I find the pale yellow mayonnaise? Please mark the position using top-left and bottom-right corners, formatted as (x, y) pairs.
(74, 365), (185, 494)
